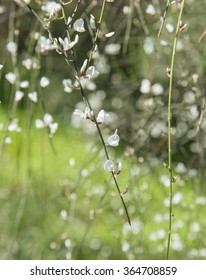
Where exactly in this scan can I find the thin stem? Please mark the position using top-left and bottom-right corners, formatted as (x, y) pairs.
(122, 0), (134, 55)
(158, 0), (170, 37)
(166, 0), (186, 260)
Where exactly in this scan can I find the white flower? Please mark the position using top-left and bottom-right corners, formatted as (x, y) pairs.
(151, 83), (163, 95)
(22, 58), (33, 70)
(0, 64), (3, 70)
(41, 1), (61, 17)
(73, 106), (94, 120)
(5, 72), (16, 84)
(85, 66), (99, 79)
(105, 43), (121, 55)
(108, 129), (120, 146)
(35, 113), (58, 136)
(90, 14), (96, 31)
(96, 110), (109, 124)
(5, 137), (12, 144)
(7, 41), (17, 55)
(35, 119), (44, 129)
(140, 79), (151, 94)
(104, 31), (115, 38)
(40, 76), (50, 87)
(58, 35), (79, 51)
(166, 23), (174, 33)
(43, 113), (53, 125)
(80, 59), (88, 75)
(20, 80), (29, 88)
(38, 36), (55, 53)
(8, 118), (21, 132)
(28, 91), (38, 103)
(104, 160), (114, 172)
(15, 90), (24, 102)
(49, 122), (58, 135)
(146, 4), (156, 15)
(63, 79), (72, 93)
(73, 18), (85, 32)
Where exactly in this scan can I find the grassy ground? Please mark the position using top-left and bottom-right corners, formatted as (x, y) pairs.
(0, 110), (206, 260)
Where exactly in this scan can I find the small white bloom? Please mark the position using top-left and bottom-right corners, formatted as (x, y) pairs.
(73, 18), (85, 32)
(8, 118), (21, 132)
(63, 79), (72, 93)
(146, 4), (156, 15)
(104, 160), (114, 172)
(7, 41), (17, 55)
(144, 37), (154, 54)
(5, 137), (12, 144)
(105, 43), (121, 55)
(73, 106), (94, 121)
(96, 110), (109, 124)
(108, 129), (120, 146)
(58, 35), (79, 51)
(20, 80), (29, 88)
(28, 91), (38, 103)
(140, 79), (151, 94)
(104, 31), (115, 38)
(0, 64), (3, 70)
(90, 14), (96, 31)
(166, 23), (174, 33)
(117, 162), (122, 173)
(43, 113), (53, 125)
(49, 122), (58, 135)
(5, 72), (16, 84)
(41, 1), (61, 17)
(67, 16), (72, 26)
(151, 83), (164, 95)
(40, 76), (50, 87)
(80, 59), (88, 75)
(22, 58), (33, 70)
(85, 66), (99, 79)
(15, 90), (24, 102)
(35, 119), (45, 128)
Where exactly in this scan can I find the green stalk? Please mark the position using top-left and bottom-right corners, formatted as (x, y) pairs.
(166, 0), (186, 260)
(158, 0), (170, 37)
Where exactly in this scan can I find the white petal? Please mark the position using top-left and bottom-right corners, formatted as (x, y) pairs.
(80, 59), (88, 75)
(0, 64), (3, 70)
(96, 110), (109, 124)
(73, 18), (85, 32)
(35, 119), (45, 128)
(104, 31), (115, 38)
(85, 66), (99, 79)
(73, 109), (84, 118)
(20, 80), (29, 88)
(15, 90), (24, 102)
(7, 41), (17, 54)
(90, 14), (96, 30)
(40, 76), (50, 87)
(5, 72), (16, 84)
(105, 43), (121, 55)
(49, 122), (58, 134)
(108, 130), (120, 146)
(43, 113), (53, 125)
(104, 160), (114, 172)
(28, 91), (38, 103)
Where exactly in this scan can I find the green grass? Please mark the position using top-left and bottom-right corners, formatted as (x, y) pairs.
(0, 109), (206, 260)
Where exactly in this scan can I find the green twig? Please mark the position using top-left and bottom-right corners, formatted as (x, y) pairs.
(166, 0), (186, 260)
(158, 0), (170, 37)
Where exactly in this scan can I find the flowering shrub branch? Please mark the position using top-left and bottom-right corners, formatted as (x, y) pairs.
(19, 0), (131, 226)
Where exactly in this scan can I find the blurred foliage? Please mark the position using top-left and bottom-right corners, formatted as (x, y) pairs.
(1, 0), (206, 260)
(1, 1), (206, 167)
